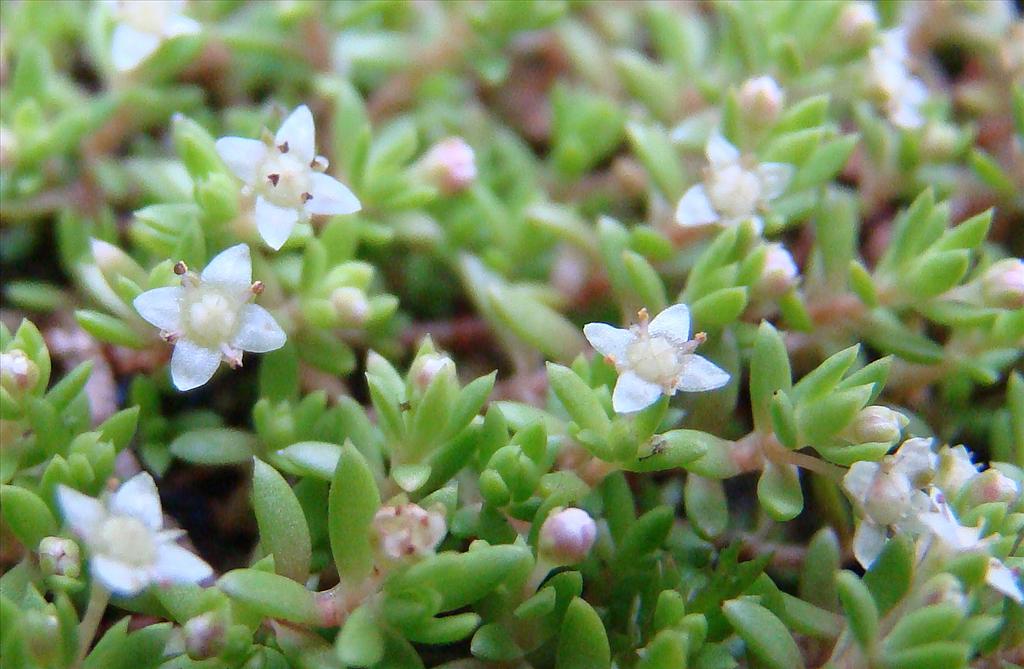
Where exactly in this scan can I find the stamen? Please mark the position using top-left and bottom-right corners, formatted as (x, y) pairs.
(278, 141), (289, 153)
(267, 173), (280, 186)
(301, 192), (313, 203)
(160, 331), (179, 343)
(251, 281), (265, 295)
(637, 307), (650, 324)
(174, 261), (188, 275)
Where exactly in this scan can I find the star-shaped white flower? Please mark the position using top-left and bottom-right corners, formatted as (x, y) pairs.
(133, 244), (286, 391)
(110, 0), (201, 72)
(57, 473), (212, 596)
(675, 133), (793, 234)
(215, 105), (361, 250)
(843, 437), (938, 567)
(583, 304), (730, 414)
(867, 29), (928, 129)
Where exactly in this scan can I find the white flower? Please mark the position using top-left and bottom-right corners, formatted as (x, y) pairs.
(110, 0), (200, 72)
(133, 244), (286, 391)
(867, 29), (928, 129)
(539, 507), (597, 565)
(372, 503), (447, 562)
(56, 473), (212, 596)
(675, 133), (793, 234)
(215, 105), (361, 250)
(843, 437), (938, 567)
(583, 304), (730, 414)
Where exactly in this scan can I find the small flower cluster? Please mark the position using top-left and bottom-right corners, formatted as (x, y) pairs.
(866, 28), (929, 129)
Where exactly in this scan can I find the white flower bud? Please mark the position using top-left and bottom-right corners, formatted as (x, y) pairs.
(184, 611), (226, 660)
(964, 469), (1020, 505)
(934, 445), (979, 495)
(372, 503), (447, 562)
(0, 349), (39, 395)
(738, 76), (785, 125)
(848, 406), (908, 444)
(38, 536), (81, 578)
(838, 2), (878, 47)
(411, 353), (455, 392)
(980, 258), (1024, 310)
(329, 286), (370, 327)
(539, 507), (597, 565)
(757, 243), (799, 297)
(419, 137), (477, 194)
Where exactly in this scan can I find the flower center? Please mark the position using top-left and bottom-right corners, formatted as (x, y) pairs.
(625, 333), (683, 388)
(96, 516), (157, 568)
(119, 1), (175, 34)
(181, 289), (240, 348)
(257, 152), (312, 208)
(707, 164), (761, 219)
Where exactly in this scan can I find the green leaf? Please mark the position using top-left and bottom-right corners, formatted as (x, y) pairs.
(792, 345), (859, 402)
(556, 598), (610, 669)
(625, 429), (711, 472)
(0, 485), (58, 549)
(722, 599), (805, 669)
(275, 441), (341, 480)
(836, 571), (878, 650)
(862, 535), (913, 615)
(329, 442), (380, 583)
(251, 458), (311, 583)
(622, 250), (668, 314)
(615, 506), (673, 567)
(884, 603), (964, 652)
(757, 461), (803, 521)
(791, 134), (858, 190)
(84, 619), (172, 669)
(625, 121), (685, 199)
(689, 287), (748, 328)
(881, 641), (969, 669)
(685, 475), (728, 539)
(169, 428), (255, 465)
(75, 311), (145, 348)
(218, 569), (320, 625)
(336, 604), (384, 667)
(547, 363), (611, 437)
(487, 286), (586, 362)
(445, 372), (496, 438)
(799, 528), (839, 610)
(472, 622), (523, 661)
(750, 322), (792, 431)
(45, 361), (93, 413)
(797, 385), (872, 445)
(900, 250), (970, 298)
(96, 407), (140, 452)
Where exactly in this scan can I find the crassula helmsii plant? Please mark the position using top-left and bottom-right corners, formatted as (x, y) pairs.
(0, 1), (1022, 668)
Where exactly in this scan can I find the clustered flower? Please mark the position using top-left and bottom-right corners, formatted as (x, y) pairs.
(584, 303), (730, 413)
(866, 28), (928, 129)
(675, 133), (793, 234)
(372, 503), (447, 563)
(57, 473), (212, 596)
(110, 0), (200, 72)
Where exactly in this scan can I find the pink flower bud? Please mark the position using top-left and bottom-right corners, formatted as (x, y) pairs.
(420, 137), (477, 194)
(0, 349), (38, 395)
(838, 2), (878, 47)
(965, 469), (1019, 505)
(738, 76), (785, 124)
(38, 536), (81, 578)
(330, 286), (370, 327)
(981, 258), (1024, 310)
(848, 406), (908, 444)
(411, 352), (455, 392)
(539, 507), (597, 564)
(184, 611), (227, 660)
(757, 243), (799, 297)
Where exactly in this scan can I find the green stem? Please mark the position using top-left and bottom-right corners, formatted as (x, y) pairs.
(75, 580), (111, 668)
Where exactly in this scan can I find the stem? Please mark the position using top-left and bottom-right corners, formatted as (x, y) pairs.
(75, 581), (111, 668)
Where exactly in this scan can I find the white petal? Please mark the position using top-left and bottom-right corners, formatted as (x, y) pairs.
(676, 355), (730, 392)
(170, 339), (222, 391)
(109, 473), (163, 531)
(675, 185), (719, 227)
(232, 304), (286, 353)
(275, 105), (316, 164)
(612, 371), (663, 414)
(756, 163), (794, 201)
(706, 132), (740, 168)
(92, 555), (152, 596)
(111, 23), (161, 71)
(215, 137), (267, 185)
(254, 196), (300, 251)
(305, 172), (361, 216)
(200, 244), (252, 289)
(748, 215), (764, 235)
(133, 286), (183, 332)
(986, 560), (1023, 603)
(153, 542), (213, 586)
(921, 512), (982, 551)
(57, 486), (107, 539)
(893, 437), (937, 485)
(852, 521), (887, 568)
(164, 14), (200, 37)
(648, 304), (691, 344)
(843, 461), (879, 503)
(582, 323), (633, 361)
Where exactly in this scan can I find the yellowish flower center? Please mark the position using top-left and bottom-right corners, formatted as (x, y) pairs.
(625, 333), (683, 389)
(257, 152), (312, 208)
(119, 1), (177, 34)
(181, 289), (240, 348)
(95, 516), (157, 568)
(707, 164), (761, 219)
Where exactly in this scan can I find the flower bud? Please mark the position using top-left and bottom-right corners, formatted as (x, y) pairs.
(410, 352), (455, 392)
(980, 258), (1024, 310)
(934, 445), (979, 496)
(184, 611), (227, 660)
(419, 137), (477, 195)
(539, 507), (597, 565)
(329, 286), (370, 327)
(757, 243), (799, 297)
(0, 349), (39, 395)
(863, 468), (913, 526)
(838, 2), (878, 48)
(848, 406), (908, 444)
(738, 76), (785, 125)
(964, 469), (1019, 506)
(372, 503), (447, 562)
(91, 238), (146, 285)
(38, 536), (81, 578)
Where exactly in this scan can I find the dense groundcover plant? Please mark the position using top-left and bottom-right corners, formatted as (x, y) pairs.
(1, 1), (1023, 667)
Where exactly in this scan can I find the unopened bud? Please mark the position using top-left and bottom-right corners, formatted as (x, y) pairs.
(757, 243), (799, 297)
(419, 137), (477, 195)
(838, 1), (878, 48)
(863, 467), (913, 526)
(372, 503), (447, 562)
(934, 445), (979, 495)
(920, 122), (959, 160)
(964, 469), (1020, 506)
(38, 536), (81, 578)
(184, 611), (227, 660)
(738, 76), (785, 125)
(329, 286), (370, 327)
(0, 349), (39, 395)
(848, 406), (908, 444)
(980, 258), (1024, 309)
(539, 507), (597, 565)
(411, 352), (455, 392)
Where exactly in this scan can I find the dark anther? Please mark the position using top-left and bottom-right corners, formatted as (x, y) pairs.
(278, 141), (289, 153)
(301, 192), (313, 203)
(173, 261), (188, 275)
(267, 173), (280, 186)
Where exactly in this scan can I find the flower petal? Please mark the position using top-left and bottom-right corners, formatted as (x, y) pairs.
(843, 461), (878, 504)
(164, 14), (201, 37)
(675, 185), (719, 227)
(109, 473), (163, 531)
(852, 521), (887, 569)
(200, 244), (252, 289)
(676, 355), (730, 392)
(254, 196), (300, 251)
(893, 437), (937, 486)
(706, 132), (740, 168)
(56, 486), (107, 538)
(582, 323), (632, 362)
(756, 163), (794, 201)
(133, 286), (183, 332)
(986, 560), (1023, 604)
(170, 339), (222, 391)
(215, 137), (267, 185)
(305, 172), (361, 216)
(232, 304), (286, 353)
(612, 371), (663, 414)
(111, 23), (161, 71)
(275, 105), (316, 164)
(153, 542), (213, 586)
(648, 304), (691, 344)
(92, 555), (152, 596)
